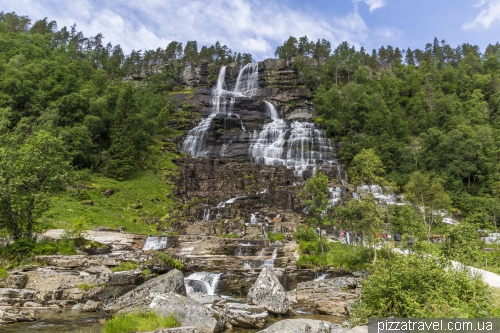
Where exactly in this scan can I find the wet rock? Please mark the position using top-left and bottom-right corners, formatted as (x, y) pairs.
(72, 303), (84, 310)
(105, 269), (186, 314)
(150, 293), (224, 333)
(81, 300), (101, 312)
(247, 267), (289, 314)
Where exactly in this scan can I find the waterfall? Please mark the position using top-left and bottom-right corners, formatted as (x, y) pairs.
(203, 208), (211, 221)
(142, 236), (168, 251)
(250, 213), (258, 224)
(262, 248), (278, 268)
(184, 271), (222, 295)
(182, 63), (258, 158)
(329, 187), (342, 206)
(249, 101), (338, 178)
(314, 273), (329, 281)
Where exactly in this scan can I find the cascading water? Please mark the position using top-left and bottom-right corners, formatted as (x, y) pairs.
(181, 63), (258, 158)
(262, 247), (278, 268)
(184, 271), (222, 295)
(249, 101), (339, 178)
(142, 236), (168, 251)
(329, 187), (342, 206)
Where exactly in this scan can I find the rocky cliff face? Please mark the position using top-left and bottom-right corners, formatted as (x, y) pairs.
(169, 59), (346, 236)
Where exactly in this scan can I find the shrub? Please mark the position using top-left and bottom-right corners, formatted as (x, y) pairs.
(111, 261), (139, 272)
(156, 251), (184, 270)
(219, 233), (238, 239)
(77, 283), (95, 291)
(350, 253), (492, 322)
(0, 267), (8, 279)
(267, 232), (285, 243)
(294, 225), (318, 242)
(103, 312), (179, 333)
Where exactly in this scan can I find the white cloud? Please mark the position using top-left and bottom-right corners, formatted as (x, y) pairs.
(463, 0), (500, 30)
(2, 0), (399, 59)
(354, 0), (387, 12)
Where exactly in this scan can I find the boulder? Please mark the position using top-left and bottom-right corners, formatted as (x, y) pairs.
(150, 293), (224, 333)
(105, 269), (186, 314)
(107, 270), (144, 286)
(81, 300), (101, 312)
(247, 267), (289, 314)
(214, 302), (268, 328)
(290, 277), (361, 316)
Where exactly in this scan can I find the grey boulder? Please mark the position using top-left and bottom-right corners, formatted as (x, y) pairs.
(247, 267), (289, 314)
(150, 293), (224, 333)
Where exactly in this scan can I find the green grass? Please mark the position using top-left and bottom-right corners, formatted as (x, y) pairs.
(103, 312), (179, 333)
(110, 262), (139, 272)
(268, 232), (285, 243)
(0, 267), (8, 279)
(42, 170), (179, 235)
(219, 233), (238, 239)
(77, 283), (95, 291)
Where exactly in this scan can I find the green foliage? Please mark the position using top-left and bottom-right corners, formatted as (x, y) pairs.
(77, 283), (95, 291)
(267, 232), (285, 242)
(351, 254), (492, 322)
(219, 233), (238, 239)
(296, 239), (378, 272)
(103, 312), (179, 333)
(62, 216), (87, 239)
(0, 131), (73, 239)
(0, 238), (77, 266)
(348, 148), (387, 187)
(294, 225), (318, 242)
(0, 267), (8, 279)
(156, 250), (184, 270)
(110, 261), (139, 272)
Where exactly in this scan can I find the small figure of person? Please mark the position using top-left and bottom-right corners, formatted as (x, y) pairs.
(315, 227), (320, 235)
(394, 232), (402, 250)
(341, 229), (345, 243)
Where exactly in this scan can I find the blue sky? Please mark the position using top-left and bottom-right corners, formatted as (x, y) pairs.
(3, 0), (500, 60)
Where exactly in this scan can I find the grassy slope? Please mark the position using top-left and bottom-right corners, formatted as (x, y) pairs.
(42, 140), (184, 236)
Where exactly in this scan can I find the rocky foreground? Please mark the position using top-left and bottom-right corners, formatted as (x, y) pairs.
(0, 229), (366, 332)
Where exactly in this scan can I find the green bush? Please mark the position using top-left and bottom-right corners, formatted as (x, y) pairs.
(156, 251), (184, 270)
(268, 232), (285, 242)
(294, 225), (318, 242)
(0, 238), (77, 265)
(0, 267), (8, 279)
(111, 261), (139, 272)
(103, 312), (179, 333)
(350, 254), (492, 322)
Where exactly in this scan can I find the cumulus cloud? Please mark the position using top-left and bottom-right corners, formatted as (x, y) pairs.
(2, 0), (399, 59)
(463, 0), (500, 30)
